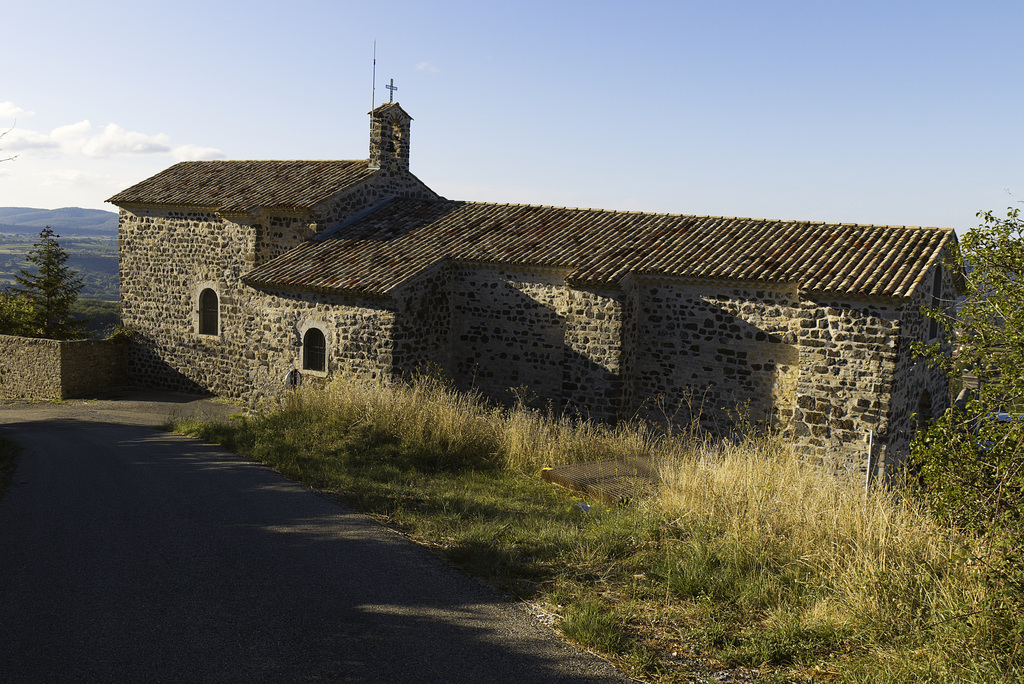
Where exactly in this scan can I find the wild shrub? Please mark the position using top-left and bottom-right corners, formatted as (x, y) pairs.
(912, 207), (1024, 666)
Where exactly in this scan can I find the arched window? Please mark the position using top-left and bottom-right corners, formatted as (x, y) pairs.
(198, 288), (218, 335)
(303, 327), (326, 372)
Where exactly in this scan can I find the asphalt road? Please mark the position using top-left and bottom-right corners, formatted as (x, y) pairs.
(0, 393), (633, 683)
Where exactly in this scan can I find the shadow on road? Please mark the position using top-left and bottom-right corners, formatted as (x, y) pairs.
(0, 402), (630, 683)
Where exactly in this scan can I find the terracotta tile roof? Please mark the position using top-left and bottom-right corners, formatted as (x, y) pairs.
(243, 198), (955, 300)
(107, 160), (376, 214)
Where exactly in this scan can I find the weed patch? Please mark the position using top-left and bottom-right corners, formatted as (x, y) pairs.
(560, 599), (627, 654)
(172, 375), (1013, 682)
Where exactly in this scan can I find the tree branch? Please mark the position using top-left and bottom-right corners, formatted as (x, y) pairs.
(0, 124), (18, 162)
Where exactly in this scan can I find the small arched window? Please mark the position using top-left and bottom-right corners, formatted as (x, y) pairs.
(198, 288), (218, 335)
(303, 327), (326, 372)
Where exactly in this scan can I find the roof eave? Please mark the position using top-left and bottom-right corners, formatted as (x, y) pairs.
(107, 200), (222, 214)
(241, 274), (393, 300)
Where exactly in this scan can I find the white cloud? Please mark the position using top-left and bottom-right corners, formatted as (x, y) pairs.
(0, 101), (34, 121)
(4, 128), (59, 151)
(80, 123), (173, 157)
(416, 62), (440, 74)
(50, 120), (93, 143)
(0, 112), (225, 209)
(172, 144), (226, 161)
(2, 119), (223, 160)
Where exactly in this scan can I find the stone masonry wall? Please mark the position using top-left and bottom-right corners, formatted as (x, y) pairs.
(60, 338), (130, 398)
(120, 203), (401, 400)
(0, 335), (127, 400)
(560, 286), (625, 420)
(883, 263), (956, 478)
(391, 262), (452, 377)
(449, 266), (569, 408)
(446, 266), (623, 419)
(253, 214), (319, 266)
(627, 280), (800, 434)
(119, 207), (255, 396)
(0, 335), (61, 399)
(119, 184), (954, 474)
(119, 161), (434, 400)
(245, 288), (396, 397)
(625, 278), (948, 473)
(790, 300), (901, 474)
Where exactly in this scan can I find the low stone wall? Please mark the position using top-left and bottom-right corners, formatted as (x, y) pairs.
(0, 335), (129, 400)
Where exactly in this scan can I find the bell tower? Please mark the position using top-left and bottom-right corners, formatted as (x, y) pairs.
(368, 102), (412, 173)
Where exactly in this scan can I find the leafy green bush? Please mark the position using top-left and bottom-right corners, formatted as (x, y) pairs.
(71, 299), (120, 338)
(912, 207), (1024, 669)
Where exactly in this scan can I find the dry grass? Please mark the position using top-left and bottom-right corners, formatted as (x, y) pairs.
(653, 436), (984, 663)
(180, 373), (1014, 682)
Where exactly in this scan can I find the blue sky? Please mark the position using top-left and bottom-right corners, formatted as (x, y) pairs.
(2, 0), (1022, 233)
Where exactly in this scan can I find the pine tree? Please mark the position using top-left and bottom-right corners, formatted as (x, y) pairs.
(10, 227), (87, 340)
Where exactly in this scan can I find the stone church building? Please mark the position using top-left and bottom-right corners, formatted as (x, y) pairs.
(109, 102), (958, 477)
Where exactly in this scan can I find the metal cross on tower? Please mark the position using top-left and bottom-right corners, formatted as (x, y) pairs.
(386, 79), (398, 102)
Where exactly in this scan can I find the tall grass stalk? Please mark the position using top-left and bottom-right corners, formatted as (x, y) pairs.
(654, 437), (979, 643)
(179, 373), (1005, 681)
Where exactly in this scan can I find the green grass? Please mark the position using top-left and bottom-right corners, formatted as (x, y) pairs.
(172, 375), (1022, 682)
(560, 599), (628, 654)
(0, 437), (18, 500)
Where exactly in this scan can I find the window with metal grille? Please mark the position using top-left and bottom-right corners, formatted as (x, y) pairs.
(303, 327), (326, 372)
(199, 288), (218, 335)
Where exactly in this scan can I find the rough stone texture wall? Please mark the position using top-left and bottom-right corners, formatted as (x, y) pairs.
(0, 336), (62, 399)
(119, 201), (400, 400)
(119, 161), (435, 400)
(627, 281), (800, 434)
(314, 172), (437, 226)
(60, 339), (130, 398)
(0, 336), (127, 400)
(391, 262), (452, 377)
(253, 214), (319, 266)
(560, 286), (624, 420)
(449, 266), (569, 407)
(883, 264), (956, 478)
(446, 266), (623, 418)
(623, 277), (954, 474)
(119, 184), (954, 474)
(245, 289), (396, 397)
(369, 107), (411, 173)
(119, 207), (255, 397)
(790, 300), (901, 474)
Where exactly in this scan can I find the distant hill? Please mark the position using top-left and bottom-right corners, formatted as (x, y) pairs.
(0, 207), (118, 237)
(0, 208), (118, 300)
